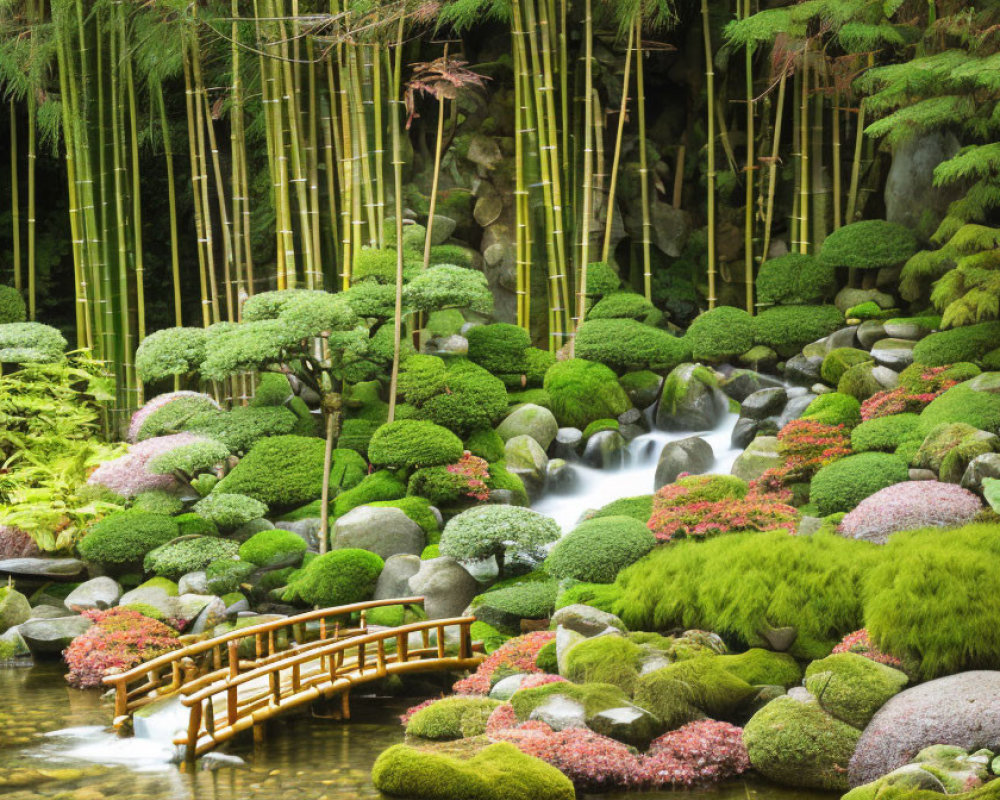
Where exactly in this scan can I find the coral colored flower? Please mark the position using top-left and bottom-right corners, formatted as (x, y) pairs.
(446, 452), (491, 501)
(452, 631), (554, 695)
(833, 629), (902, 667)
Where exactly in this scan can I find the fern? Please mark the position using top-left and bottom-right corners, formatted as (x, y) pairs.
(865, 94), (974, 145)
(837, 22), (905, 52)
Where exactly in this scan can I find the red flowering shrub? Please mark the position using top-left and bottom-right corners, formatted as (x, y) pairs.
(64, 608), (179, 688)
(641, 720), (750, 787)
(452, 631), (555, 695)
(861, 366), (961, 422)
(485, 702), (518, 734)
(832, 628), (902, 668)
(519, 673), (568, 690)
(446, 452), (491, 501)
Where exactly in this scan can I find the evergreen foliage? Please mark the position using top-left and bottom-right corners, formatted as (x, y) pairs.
(543, 359), (632, 429)
(545, 516), (656, 584)
(575, 318), (690, 372)
(685, 306), (755, 363)
(756, 254), (837, 307)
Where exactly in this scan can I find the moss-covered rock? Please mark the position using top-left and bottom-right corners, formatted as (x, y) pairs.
(562, 635), (643, 694)
(77, 512), (180, 573)
(839, 363), (885, 402)
(633, 657), (756, 729)
(685, 306), (755, 363)
(543, 359), (632, 429)
(912, 322), (1000, 367)
(332, 470), (407, 518)
(405, 696), (503, 740)
(757, 253), (837, 306)
(717, 649), (802, 689)
(801, 392), (862, 428)
(851, 414), (921, 453)
(238, 529), (308, 569)
(913, 422), (999, 482)
(143, 537), (239, 580)
(655, 363), (727, 431)
(820, 220), (919, 271)
(822, 348), (874, 385)
(471, 578), (560, 634)
(804, 652), (908, 729)
(283, 549), (383, 606)
(575, 318), (690, 373)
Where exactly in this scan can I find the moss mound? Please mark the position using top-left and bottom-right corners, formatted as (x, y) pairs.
(77, 512), (180, 573)
(757, 253), (837, 306)
(543, 358), (632, 429)
(752, 305), (845, 358)
(809, 452), (910, 515)
(819, 220), (919, 270)
(545, 516), (655, 584)
(368, 420), (464, 468)
(822, 348), (874, 385)
(143, 537), (240, 580)
(238, 529), (308, 569)
(587, 494), (653, 523)
(284, 549), (383, 607)
(633, 657), (756, 728)
(575, 318), (690, 372)
(803, 652), (908, 728)
(685, 306), (755, 363)
(405, 696), (503, 740)
(851, 414), (921, 453)
(802, 392), (863, 428)
(562, 635), (644, 694)
(912, 322), (1000, 367)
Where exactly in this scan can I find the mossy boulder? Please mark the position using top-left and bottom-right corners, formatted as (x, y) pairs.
(913, 422), (1000, 482)
(804, 652), (909, 729)
(77, 511), (180, 574)
(810, 452), (910, 515)
(368, 420), (464, 469)
(655, 363), (728, 431)
(619, 370), (663, 409)
(717, 649), (803, 689)
(753, 305), (845, 358)
(839, 362), (886, 402)
(496, 403), (559, 450)
(282, 549), (383, 607)
(562, 634), (644, 694)
(405, 696), (503, 740)
(757, 253), (837, 306)
(685, 306), (755, 363)
(912, 322), (1000, 367)
(238, 529), (308, 569)
(0, 586), (31, 633)
(543, 359), (632, 430)
(633, 657), (756, 730)
(822, 348), (874, 385)
(545, 516), (655, 584)
(801, 392), (862, 428)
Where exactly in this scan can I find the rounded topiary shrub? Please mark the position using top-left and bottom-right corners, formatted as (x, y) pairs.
(752, 305), (844, 358)
(77, 511), (180, 572)
(685, 306), (755, 363)
(587, 292), (661, 324)
(238, 529), (308, 569)
(917, 381), (1000, 436)
(192, 493), (268, 531)
(0, 322), (67, 363)
(0, 285), (27, 324)
(368, 420), (464, 468)
(129, 391), (221, 442)
(284, 548), (383, 607)
(440, 505), (560, 573)
(403, 359), (509, 436)
(819, 220), (919, 271)
(466, 323), (531, 374)
(143, 536), (240, 580)
(135, 327), (207, 382)
(756, 253), (837, 306)
(131, 490), (185, 516)
(821, 348), (873, 385)
(332, 470), (407, 517)
(850, 414), (921, 453)
(801, 392), (862, 428)
(351, 247), (397, 283)
(912, 322), (1000, 367)
(543, 358), (632, 429)
(809, 452), (910, 515)
(184, 405), (299, 453)
(546, 516), (656, 584)
(575, 318), (690, 373)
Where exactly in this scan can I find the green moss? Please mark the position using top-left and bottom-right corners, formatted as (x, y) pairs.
(839, 363), (884, 401)
(717, 649), (803, 688)
(147, 439), (231, 480)
(471, 620), (509, 654)
(338, 418), (381, 454)
(633, 657), (756, 728)
(77, 512), (180, 572)
(563, 635), (644, 694)
(238, 529), (308, 568)
(333, 471), (407, 517)
(401, 358), (509, 436)
(585, 261), (622, 297)
(752, 305), (845, 358)
(131, 490), (185, 516)
(185, 406), (299, 453)
(913, 421), (998, 481)
(804, 652), (908, 728)
(467, 323), (531, 374)
(822, 348), (874, 385)
(586, 495), (653, 523)
(0, 285), (27, 324)
(757, 253), (837, 306)
(851, 414), (921, 452)
(588, 292), (661, 324)
(507, 388), (553, 409)
(134, 394), (220, 441)
(371, 742), (575, 800)
(485, 461), (529, 506)
(420, 543), (440, 559)
(205, 559), (256, 595)
(143, 537), (239, 580)
(426, 308), (466, 338)
(615, 531), (878, 660)
(618, 370), (661, 406)
(554, 582), (621, 614)
(521, 348), (556, 388)
(743, 695), (862, 790)
(406, 696), (503, 740)
(912, 322), (1000, 366)
(471, 579), (560, 634)
(465, 428), (506, 462)
(351, 247), (398, 283)
(846, 301), (887, 320)
(917, 381), (1000, 436)
(368, 420), (464, 468)
(250, 373), (294, 407)
(429, 243), (477, 268)
(575, 318), (690, 372)
(686, 306), (756, 363)
(368, 497), (440, 536)
(283, 549), (383, 606)
(809, 452), (909, 515)
(510, 681), (631, 720)
(820, 220), (919, 270)
(801, 392), (862, 428)
(581, 418), (619, 439)
(546, 516), (655, 584)
(175, 513), (219, 537)
(192, 493), (267, 531)
(543, 358), (633, 429)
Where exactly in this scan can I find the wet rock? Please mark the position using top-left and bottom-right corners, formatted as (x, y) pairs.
(546, 459), (578, 494)
(961, 452), (1000, 492)
(188, 596), (228, 635)
(0, 626), (29, 659)
(803, 341), (828, 359)
(835, 287), (895, 313)
(654, 436), (713, 490)
(29, 604), (73, 619)
(784, 355), (823, 386)
(530, 694), (587, 731)
(490, 674), (528, 701)
(871, 338), (916, 369)
(552, 427), (583, 461)
(231, 517), (274, 543)
(739, 346), (779, 373)
(374, 554), (422, 601)
(177, 572), (209, 596)
(721, 369), (784, 402)
(496, 404), (559, 450)
(551, 604), (625, 638)
(19, 615), (93, 657)
(741, 388), (787, 420)
(885, 131), (962, 236)
(556, 625), (586, 674)
(732, 436), (782, 482)
(505, 434), (549, 480)
(825, 327), (859, 351)
(872, 366), (900, 389)
(969, 372), (1000, 395)
(333, 506), (425, 560)
(618, 408), (643, 426)
(200, 752), (248, 771)
(588, 705), (662, 750)
(731, 417), (758, 449)
(119, 582), (176, 616)
(408, 557), (478, 620)
(908, 468), (937, 481)
(0, 586), (31, 632)
(581, 430), (629, 470)
(64, 577), (122, 612)
(857, 320), (888, 349)
(0, 558), (88, 581)
(777, 393), (818, 428)
(656, 363), (728, 432)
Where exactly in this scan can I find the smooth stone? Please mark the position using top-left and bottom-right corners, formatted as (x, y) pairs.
(654, 436), (713, 491)
(825, 326), (859, 351)
(785, 355), (823, 386)
(619, 422), (647, 441)
(530, 695), (587, 731)
(0, 626), (30, 659)
(777, 393), (818, 428)
(798, 516), (824, 536)
(0, 558), (88, 581)
(490, 674), (528, 701)
(552, 427), (583, 461)
(961, 453), (1000, 492)
(721, 370), (784, 402)
(408, 557), (478, 620)
(811, 383), (834, 395)
(741, 388), (788, 420)
(871, 338), (916, 369)
(171, 594), (219, 628)
(879, 764), (948, 794)
(64, 577), (122, 612)
(732, 436), (782, 482)
(496, 403), (559, 450)
(177, 572), (209, 596)
(550, 604), (626, 638)
(333, 506), (425, 560)
(835, 287), (895, 313)
(274, 519), (322, 551)
(505, 434), (549, 479)
(231, 518), (274, 542)
(223, 596), (249, 615)
(656, 363), (729, 432)
(428, 214), (456, 245)
(199, 752), (248, 771)
(0, 587), (31, 632)
(802, 341), (828, 359)
(857, 320), (889, 349)
(908, 468), (938, 481)
(759, 625), (798, 651)
(739, 346), (780, 373)
(119, 584), (175, 616)
(555, 625), (586, 674)
(731, 417), (758, 450)
(374, 554), (422, 601)
(29, 604), (74, 619)
(188, 596), (228, 635)
(581, 430), (629, 470)
(969, 372), (1000, 395)
(546, 459), (578, 494)
(588, 705), (662, 750)
(872, 366), (900, 389)
(19, 616), (92, 657)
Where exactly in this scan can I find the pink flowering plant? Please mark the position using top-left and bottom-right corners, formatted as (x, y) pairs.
(446, 452), (491, 501)
(127, 391), (219, 443)
(87, 433), (210, 498)
(833, 629), (903, 668)
(452, 631), (555, 694)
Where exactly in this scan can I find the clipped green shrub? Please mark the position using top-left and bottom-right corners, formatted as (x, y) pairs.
(917, 381), (1000, 436)
(250, 372), (294, 407)
(135, 327), (207, 382)
(543, 358), (632, 429)
(819, 220), (919, 270)
(471, 579), (560, 633)
(343, 280), (398, 320)
(284, 548), (383, 606)
(185, 405), (299, 453)
(0, 285), (27, 324)
(426, 308), (466, 337)
(809, 452), (910, 515)
(352, 247), (397, 283)
(368, 420), (464, 469)
(575, 318), (691, 372)
(586, 495), (653, 523)
(752, 305), (845, 358)
(440, 505), (559, 569)
(333, 470), (407, 517)
(912, 322), (1000, 366)
(205, 559), (256, 595)
(403, 264), (493, 314)
(801, 392), (862, 428)
(337, 418), (381, 454)
(77, 511), (179, 572)
(615, 531), (879, 659)
(851, 414), (921, 453)
(0, 322), (67, 363)
(147, 438), (231, 481)
(175, 513), (219, 537)
(400, 358), (508, 436)
(803, 652), (908, 728)
(588, 292), (661, 324)
(585, 261), (622, 296)
(822, 349), (874, 385)
(133, 393), (220, 441)
(521, 347), (557, 388)
(143, 536), (239, 580)
(756, 253), (837, 306)
(131, 490), (185, 516)
(192, 493), (267, 531)
(563, 635), (644, 694)
(467, 323), (531, 374)
(238, 529), (308, 568)
(406, 696), (503, 740)
(546, 516), (655, 584)
(913, 421), (998, 481)
(685, 306), (755, 363)
(465, 428), (506, 462)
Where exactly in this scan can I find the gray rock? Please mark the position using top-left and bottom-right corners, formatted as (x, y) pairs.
(200, 752), (248, 771)
(552, 427), (583, 461)
(496, 404), (559, 450)
(741, 388), (788, 420)
(334, 506), (425, 560)
(490, 674), (528, 701)
(19, 615), (93, 657)
(878, 764), (948, 794)
(274, 519), (322, 551)
(732, 436), (782, 482)
(551, 605), (626, 638)
(884, 321), (929, 340)
(908, 468), (938, 482)
(969, 372), (1000, 395)
(29, 604), (74, 619)
(188, 596), (228, 635)
(811, 383), (834, 395)
(170, 594), (219, 629)
(656, 363), (728, 432)
(798, 516), (824, 536)
(178, 571), (209, 596)
(777, 393), (818, 428)
(961, 452), (1000, 492)
(872, 366), (901, 389)
(546, 459), (578, 494)
(654, 436), (714, 490)
(556, 625), (586, 674)
(858, 320), (889, 349)
(425, 334), (469, 357)
(885, 131), (962, 236)
(731, 417), (759, 450)
(375, 554), (422, 601)
(64, 577), (122, 612)
(785, 355), (823, 386)
(759, 625), (798, 651)
(119, 583), (175, 616)
(618, 407), (643, 426)
(825, 327), (859, 351)
(624, 377), (663, 410)
(835, 287), (895, 314)
(231, 518), (274, 543)
(0, 557), (88, 581)
(871, 338), (916, 369)
(581, 430), (629, 470)
(721, 370), (784, 402)
(739, 347), (780, 373)
(850, 671), (1000, 786)
(408, 557), (478, 620)
(223, 595), (249, 615)
(505, 434), (549, 477)
(0, 587), (31, 632)
(588, 705), (662, 749)
(803, 341), (828, 359)
(530, 694), (587, 731)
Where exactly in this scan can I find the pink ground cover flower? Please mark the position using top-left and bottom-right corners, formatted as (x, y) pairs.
(452, 631), (554, 695)
(838, 480), (982, 544)
(833, 629), (903, 668)
(127, 391), (219, 442)
(640, 720), (750, 787)
(87, 433), (209, 498)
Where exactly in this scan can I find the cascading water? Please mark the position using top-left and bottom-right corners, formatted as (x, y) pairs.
(532, 410), (744, 532)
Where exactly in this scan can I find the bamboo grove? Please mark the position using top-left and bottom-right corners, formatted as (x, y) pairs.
(0, 0), (979, 416)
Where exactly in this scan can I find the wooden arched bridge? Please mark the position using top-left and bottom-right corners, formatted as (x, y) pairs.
(104, 597), (484, 759)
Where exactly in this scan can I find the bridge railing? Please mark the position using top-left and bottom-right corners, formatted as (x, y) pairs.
(176, 616), (481, 756)
(103, 596), (426, 726)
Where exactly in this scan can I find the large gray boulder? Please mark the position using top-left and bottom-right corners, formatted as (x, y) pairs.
(721, 370), (784, 402)
(741, 388), (787, 420)
(732, 435), (782, 482)
(0, 558), (88, 581)
(64, 577), (122, 612)
(849, 671), (1000, 786)
(529, 694), (587, 731)
(885, 131), (962, 236)
(178, 571), (209, 596)
(496, 404), (559, 450)
(550, 604), (625, 638)
(656, 363), (728, 432)
(374, 554), (422, 601)
(408, 557), (478, 620)
(588, 705), (662, 749)
(333, 506), (425, 560)
(581, 430), (629, 470)
(871, 338), (916, 370)
(654, 436), (713, 490)
(19, 615), (93, 657)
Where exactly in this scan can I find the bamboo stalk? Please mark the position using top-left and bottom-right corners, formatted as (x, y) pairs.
(701, 0), (716, 308)
(846, 99), (866, 224)
(636, 17), (653, 302)
(832, 87), (842, 231)
(387, 14), (406, 422)
(799, 45), (810, 254)
(10, 99), (20, 293)
(602, 24), (634, 263)
(744, 0), (755, 313)
(575, 0), (594, 345)
(760, 70), (787, 270)
(422, 92), (447, 271)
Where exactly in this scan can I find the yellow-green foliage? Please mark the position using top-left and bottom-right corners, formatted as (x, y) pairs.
(685, 306), (755, 363)
(752, 305), (845, 358)
(543, 359), (633, 429)
(803, 652), (908, 728)
(615, 532), (879, 659)
(851, 414), (921, 453)
(586, 495), (653, 523)
(756, 253), (837, 306)
(368, 420), (464, 468)
(562, 635), (644, 694)
(405, 696), (503, 740)
(77, 511), (180, 572)
(575, 319), (690, 373)
(633, 657), (756, 729)
(822, 349), (874, 385)
(864, 524), (1000, 679)
(283, 548), (383, 607)
(371, 742), (575, 800)
(917, 381), (1000, 436)
(717, 649), (802, 688)
(545, 516), (656, 584)
(510, 681), (631, 721)
(809, 452), (909, 515)
(912, 322), (1000, 366)
(801, 392), (862, 428)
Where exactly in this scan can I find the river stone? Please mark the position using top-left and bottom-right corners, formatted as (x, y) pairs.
(785, 354), (823, 385)
(0, 587), (31, 632)
(546, 459), (578, 494)
(119, 583), (177, 617)
(0, 626), (29, 660)
(962, 453), (1000, 492)
(505, 434), (549, 477)
(530, 694), (587, 731)
(857, 320), (888, 349)
(872, 366), (900, 389)
(836, 287), (895, 313)
(187, 596), (227, 635)
(490, 674), (528, 701)
(496, 404), (559, 450)
(739, 346), (779, 373)
(556, 625), (586, 674)
(333, 506), (425, 560)
(231, 518), (274, 543)
(274, 519), (322, 551)
(732, 436), (782, 482)
(721, 370), (784, 402)
(871, 338), (916, 369)
(169, 594), (218, 628)
(178, 571), (209, 596)
(876, 763), (949, 794)
(741, 388), (787, 420)
(825, 327), (859, 351)
(64, 577), (121, 612)
(200, 752), (248, 771)
(777, 393), (818, 428)
(849, 671), (1000, 787)
(802, 341), (828, 359)
(375, 554), (422, 601)
(408, 557), (478, 620)
(0, 558), (88, 581)
(654, 436), (713, 490)
(969, 372), (1000, 395)
(656, 363), (728, 432)
(731, 417), (759, 449)
(551, 604), (626, 638)
(552, 427), (583, 461)
(909, 468), (938, 482)
(29, 604), (74, 619)
(811, 383), (833, 395)
(581, 430), (629, 470)
(588, 705), (662, 749)
(19, 615), (93, 657)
